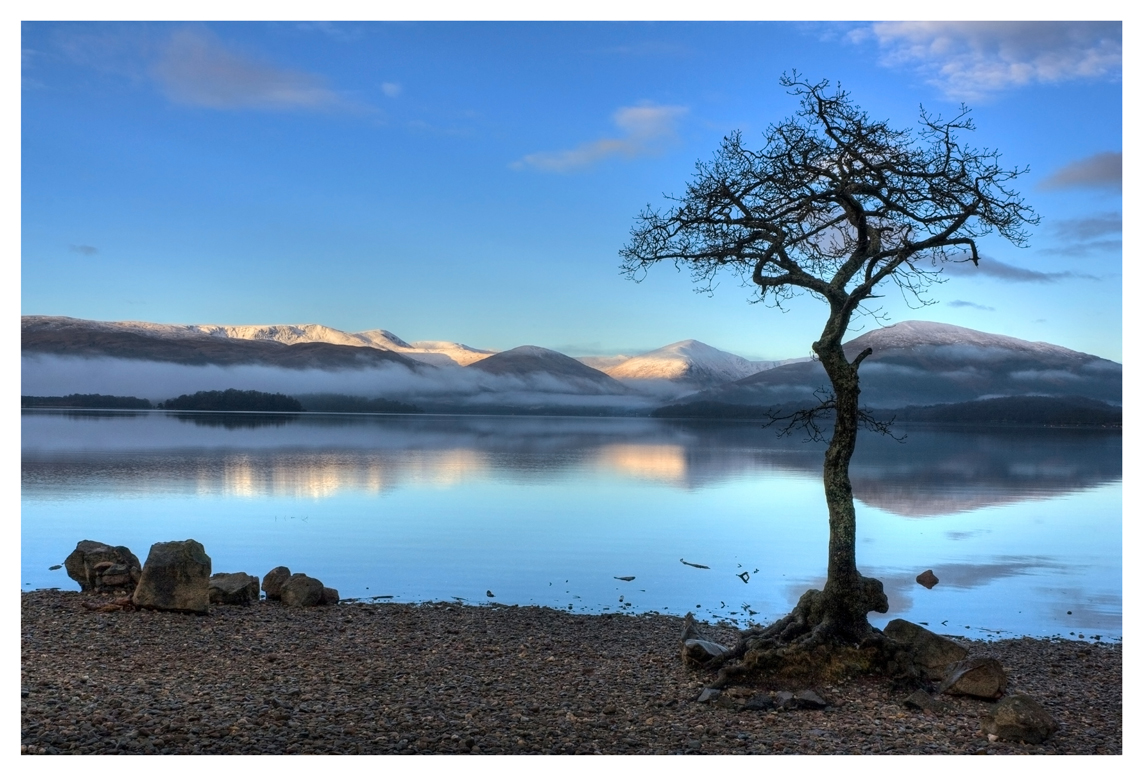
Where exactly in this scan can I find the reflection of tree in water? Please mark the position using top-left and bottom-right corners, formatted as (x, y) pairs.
(171, 412), (301, 431)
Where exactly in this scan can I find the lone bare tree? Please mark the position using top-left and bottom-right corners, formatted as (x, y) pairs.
(622, 75), (1037, 682)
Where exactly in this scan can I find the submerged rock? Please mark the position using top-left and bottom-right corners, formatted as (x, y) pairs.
(916, 570), (939, 589)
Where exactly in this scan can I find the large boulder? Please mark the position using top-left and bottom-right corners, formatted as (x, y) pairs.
(132, 540), (212, 614)
(262, 566), (292, 600)
(883, 619), (969, 681)
(209, 572), (261, 606)
(983, 694), (1059, 744)
(280, 573), (325, 607)
(63, 541), (142, 593)
(938, 656), (1008, 699)
(320, 586), (340, 606)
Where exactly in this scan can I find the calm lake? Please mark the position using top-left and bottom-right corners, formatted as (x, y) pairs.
(21, 410), (1122, 641)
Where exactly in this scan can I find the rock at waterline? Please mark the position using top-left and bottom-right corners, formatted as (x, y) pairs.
(132, 540), (211, 614)
(938, 656), (1008, 700)
(320, 586), (340, 606)
(982, 694), (1059, 744)
(209, 572), (261, 606)
(280, 573), (325, 607)
(916, 569), (939, 589)
(680, 611), (730, 665)
(63, 540), (142, 593)
(883, 619), (968, 681)
(262, 566), (292, 600)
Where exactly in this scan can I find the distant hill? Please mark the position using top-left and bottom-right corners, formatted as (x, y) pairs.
(20, 316), (1122, 422)
(668, 321), (1120, 412)
(158, 389), (304, 412)
(467, 346), (629, 394)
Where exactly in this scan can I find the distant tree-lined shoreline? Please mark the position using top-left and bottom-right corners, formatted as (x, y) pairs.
(22, 394), (153, 409)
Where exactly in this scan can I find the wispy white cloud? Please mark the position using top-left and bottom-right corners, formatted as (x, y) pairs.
(69, 244), (98, 256)
(294, 22), (361, 42)
(947, 300), (995, 312)
(1038, 212), (1122, 257)
(944, 256), (1098, 283)
(512, 103), (687, 172)
(1040, 152), (1122, 190)
(852, 21), (1121, 100)
(380, 82), (402, 98)
(151, 29), (350, 111)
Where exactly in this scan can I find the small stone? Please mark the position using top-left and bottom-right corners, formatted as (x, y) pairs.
(982, 694), (1059, 744)
(681, 639), (730, 666)
(903, 689), (941, 713)
(938, 657), (1008, 700)
(794, 689), (827, 709)
(695, 688), (721, 704)
(916, 569), (939, 589)
(743, 693), (775, 711)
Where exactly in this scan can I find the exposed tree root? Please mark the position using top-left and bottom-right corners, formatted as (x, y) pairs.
(685, 574), (919, 690)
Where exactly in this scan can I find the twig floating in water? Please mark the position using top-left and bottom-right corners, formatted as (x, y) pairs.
(614, 576), (635, 582)
(737, 572), (750, 583)
(680, 559), (710, 569)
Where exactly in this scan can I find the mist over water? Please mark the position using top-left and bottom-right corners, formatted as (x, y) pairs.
(20, 355), (688, 412)
(21, 411), (1121, 640)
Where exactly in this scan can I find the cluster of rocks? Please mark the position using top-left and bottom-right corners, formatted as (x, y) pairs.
(682, 616), (1060, 746)
(62, 539), (339, 613)
(260, 565), (339, 607)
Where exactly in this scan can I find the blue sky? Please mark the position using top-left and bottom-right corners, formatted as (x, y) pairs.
(20, 19), (1123, 362)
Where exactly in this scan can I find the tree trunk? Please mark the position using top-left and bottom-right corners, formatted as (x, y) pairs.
(812, 332), (886, 640)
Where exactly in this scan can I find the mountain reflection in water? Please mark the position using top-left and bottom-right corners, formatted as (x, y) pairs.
(21, 411), (1121, 639)
(22, 412), (1121, 514)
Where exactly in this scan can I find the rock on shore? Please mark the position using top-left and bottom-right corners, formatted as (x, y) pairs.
(20, 591), (1121, 755)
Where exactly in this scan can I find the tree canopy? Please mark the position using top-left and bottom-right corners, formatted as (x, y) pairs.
(622, 74), (1037, 333)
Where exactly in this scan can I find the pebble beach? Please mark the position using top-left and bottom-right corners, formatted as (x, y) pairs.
(21, 590), (1122, 755)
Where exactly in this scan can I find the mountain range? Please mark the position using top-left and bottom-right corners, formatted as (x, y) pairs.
(21, 316), (1121, 421)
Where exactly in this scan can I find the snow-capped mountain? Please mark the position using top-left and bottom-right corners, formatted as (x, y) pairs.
(595, 339), (794, 387)
(21, 316), (494, 368)
(667, 320), (1121, 411)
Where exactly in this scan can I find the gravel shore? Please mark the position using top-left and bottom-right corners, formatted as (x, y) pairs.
(21, 590), (1121, 755)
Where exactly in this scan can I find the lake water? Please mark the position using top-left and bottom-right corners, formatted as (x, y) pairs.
(21, 410), (1122, 641)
